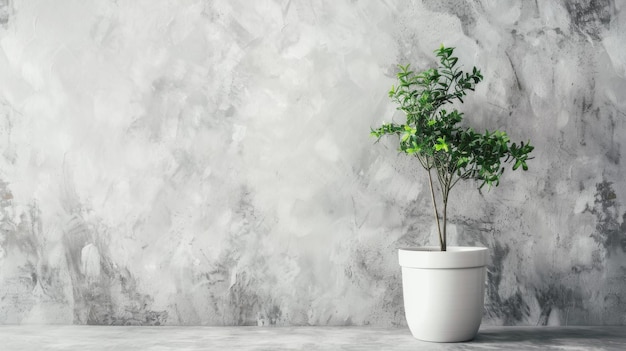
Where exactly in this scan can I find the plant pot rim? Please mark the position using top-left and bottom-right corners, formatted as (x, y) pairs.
(398, 246), (488, 269)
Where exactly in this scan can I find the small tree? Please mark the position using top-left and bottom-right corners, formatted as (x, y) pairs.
(371, 46), (534, 251)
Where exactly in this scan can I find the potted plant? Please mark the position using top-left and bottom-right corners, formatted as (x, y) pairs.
(371, 46), (534, 342)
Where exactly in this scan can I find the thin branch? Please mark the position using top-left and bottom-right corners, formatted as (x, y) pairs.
(416, 154), (429, 170)
(442, 194), (448, 251)
(449, 173), (461, 190)
(427, 169), (444, 250)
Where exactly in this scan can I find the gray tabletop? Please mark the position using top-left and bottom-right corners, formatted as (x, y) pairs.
(1, 326), (625, 350)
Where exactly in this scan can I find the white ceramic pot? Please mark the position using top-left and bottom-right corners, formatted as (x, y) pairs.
(398, 246), (488, 342)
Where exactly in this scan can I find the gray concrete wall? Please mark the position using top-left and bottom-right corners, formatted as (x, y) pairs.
(0, 0), (625, 326)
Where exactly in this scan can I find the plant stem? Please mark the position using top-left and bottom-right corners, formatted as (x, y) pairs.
(427, 169), (444, 250)
(439, 167), (453, 251)
(442, 193), (448, 251)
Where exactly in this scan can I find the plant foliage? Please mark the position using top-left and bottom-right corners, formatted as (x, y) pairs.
(371, 45), (534, 251)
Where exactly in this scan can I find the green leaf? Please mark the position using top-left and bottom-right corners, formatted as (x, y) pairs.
(435, 137), (449, 152)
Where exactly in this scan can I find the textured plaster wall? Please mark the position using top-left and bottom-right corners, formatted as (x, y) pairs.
(0, 0), (625, 326)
